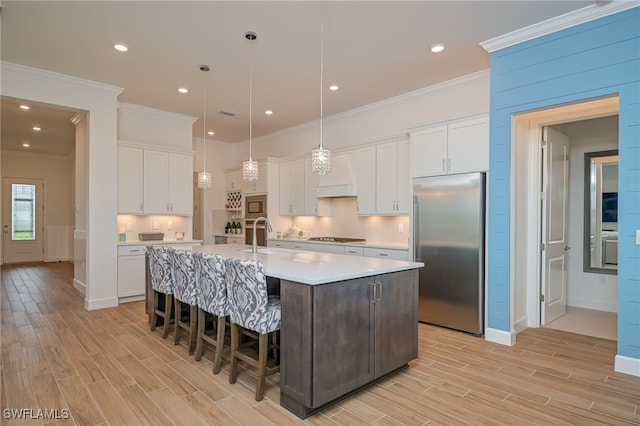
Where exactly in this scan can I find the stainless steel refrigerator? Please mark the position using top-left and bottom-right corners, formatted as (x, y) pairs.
(413, 172), (485, 335)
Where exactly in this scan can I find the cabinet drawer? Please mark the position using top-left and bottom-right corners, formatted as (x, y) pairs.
(344, 246), (364, 256)
(362, 247), (408, 261)
(118, 245), (147, 256)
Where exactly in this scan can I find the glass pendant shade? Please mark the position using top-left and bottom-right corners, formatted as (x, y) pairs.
(311, 145), (331, 175)
(243, 158), (258, 181)
(197, 170), (211, 189)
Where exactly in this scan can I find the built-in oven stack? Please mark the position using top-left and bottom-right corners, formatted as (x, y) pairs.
(245, 194), (268, 247)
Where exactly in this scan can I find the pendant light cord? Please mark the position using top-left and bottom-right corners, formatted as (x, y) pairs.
(249, 41), (253, 161)
(319, 23), (324, 150)
(202, 87), (206, 172)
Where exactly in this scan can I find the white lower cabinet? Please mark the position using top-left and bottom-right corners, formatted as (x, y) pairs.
(362, 247), (409, 261)
(117, 241), (201, 302)
(268, 240), (408, 260)
(344, 245), (364, 256)
(226, 237), (245, 245)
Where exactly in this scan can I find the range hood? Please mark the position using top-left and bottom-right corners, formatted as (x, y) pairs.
(316, 153), (358, 198)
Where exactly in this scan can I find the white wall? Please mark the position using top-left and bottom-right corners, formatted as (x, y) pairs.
(1, 150), (75, 261)
(553, 115), (618, 312)
(74, 114), (87, 291)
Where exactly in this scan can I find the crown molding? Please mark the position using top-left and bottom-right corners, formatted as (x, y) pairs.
(1, 61), (123, 96)
(251, 69), (490, 145)
(118, 102), (197, 124)
(481, 1), (640, 53)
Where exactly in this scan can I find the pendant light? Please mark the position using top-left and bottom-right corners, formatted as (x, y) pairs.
(197, 64), (212, 189)
(243, 31), (258, 182)
(311, 23), (331, 175)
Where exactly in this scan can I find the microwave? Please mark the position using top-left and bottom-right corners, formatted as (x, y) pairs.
(245, 194), (267, 219)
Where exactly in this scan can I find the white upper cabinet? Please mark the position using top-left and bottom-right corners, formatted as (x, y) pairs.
(354, 146), (377, 215)
(225, 170), (243, 191)
(279, 160), (306, 216)
(410, 113), (489, 178)
(143, 150), (193, 214)
(376, 140), (410, 215)
(118, 146), (144, 213)
(243, 162), (268, 194)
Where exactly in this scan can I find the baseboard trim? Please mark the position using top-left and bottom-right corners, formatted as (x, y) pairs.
(118, 295), (145, 304)
(485, 327), (516, 346)
(615, 355), (640, 377)
(73, 278), (86, 294)
(514, 316), (528, 334)
(84, 297), (118, 310)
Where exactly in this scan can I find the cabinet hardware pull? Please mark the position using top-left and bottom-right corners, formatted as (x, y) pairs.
(376, 282), (383, 301)
(348, 250), (356, 254)
(442, 159), (445, 172)
(447, 158), (451, 172)
(369, 282), (377, 303)
(140, 201), (143, 211)
(379, 253), (389, 257)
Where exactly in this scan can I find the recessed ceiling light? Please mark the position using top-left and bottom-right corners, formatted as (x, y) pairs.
(207, 131), (215, 136)
(19, 105), (30, 110)
(430, 43), (445, 53)
(32, 126), (41, 131)
(178, 87), (188, 94)
(22, 143), (30, 148)
(265, 110), (273, 115)
(114, 44), (128, 52)
(329, 85), (339, 91)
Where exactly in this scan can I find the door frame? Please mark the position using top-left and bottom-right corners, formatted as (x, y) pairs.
(512, 96), (619, 334)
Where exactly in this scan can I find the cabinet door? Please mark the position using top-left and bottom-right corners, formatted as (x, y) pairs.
(168, 153), (193, 215)
(312, 277), (375, 407)
(243, 162), (267, 194)
(279, 160), (305, 216)
(117, 146), (143, 213)
(225, 171), (242, 191)
(355, 147), (376, 215)
(143, 150), (170, 213)
(447, 115), (489, 174)
(374, 270), (418, 378)
(117, 251), (146, 297)
(376, 142), (398, 215)
(395, 140), (410, 214)
(304, 158), (320, 215)
(363, 247), (409, 261)
(410, 124), (448, 177)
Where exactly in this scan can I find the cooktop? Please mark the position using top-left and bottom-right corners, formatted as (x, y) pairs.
(308, 237), (366, 243)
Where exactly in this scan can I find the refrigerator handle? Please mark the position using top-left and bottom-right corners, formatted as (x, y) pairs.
(413, 195), (420, 261)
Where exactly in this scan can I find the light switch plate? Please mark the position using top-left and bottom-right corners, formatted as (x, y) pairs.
(126, 222), (133, 231)
(636, 229), (640, 245)
(167, 221), (173, 230)
(152, 221), (159, 230)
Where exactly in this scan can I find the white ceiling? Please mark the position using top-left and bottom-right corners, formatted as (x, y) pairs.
(1, 1), (596, 156)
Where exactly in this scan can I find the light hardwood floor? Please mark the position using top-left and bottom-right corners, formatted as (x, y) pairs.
(1, 262), (639, 425)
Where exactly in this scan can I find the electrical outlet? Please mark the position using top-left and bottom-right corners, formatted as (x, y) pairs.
(167, 221), (173, 230)
(636, 229), (640, 245)
(398, 223), (404, 233)
(126, 222), (133, 231)
(152, 221), (159, 230)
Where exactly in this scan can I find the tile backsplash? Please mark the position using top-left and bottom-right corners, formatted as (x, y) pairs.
(287, 198), (409, 245)
(117, 215), (192, 242)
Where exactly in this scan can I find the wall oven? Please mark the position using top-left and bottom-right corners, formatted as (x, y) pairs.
(245, 194), (267, 219)
(245, 221), (267, 247)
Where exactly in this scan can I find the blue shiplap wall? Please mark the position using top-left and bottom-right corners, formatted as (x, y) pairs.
(488, 7), (640, 359)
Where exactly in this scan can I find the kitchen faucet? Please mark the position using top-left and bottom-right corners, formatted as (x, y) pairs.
(252, 216), (272, 254)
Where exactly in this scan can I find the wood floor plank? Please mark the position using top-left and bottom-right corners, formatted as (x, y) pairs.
(116, 383), (173, 426)
(56, 375), (105, 426)
(147, 387), (210, 425)
(30, 372), (68, 417)
(181, 391), (241, 425)
(90, 352), (135, 388)
(216, 395), (276, 426)
(85, 380), (142, 425)
(144, 356), (199, 397)
(115, 354), (165, 393)
(167, 359), (231, 402)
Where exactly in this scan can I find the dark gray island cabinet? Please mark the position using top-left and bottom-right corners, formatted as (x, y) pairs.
(280, 269), (418, 418)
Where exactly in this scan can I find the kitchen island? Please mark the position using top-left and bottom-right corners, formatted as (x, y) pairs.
(167, 244), (423, 418)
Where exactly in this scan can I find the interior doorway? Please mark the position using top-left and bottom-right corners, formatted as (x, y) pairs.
(512, 96), (619, 341)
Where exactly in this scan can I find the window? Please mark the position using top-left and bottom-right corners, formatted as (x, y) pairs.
(12, 184), (36, 240)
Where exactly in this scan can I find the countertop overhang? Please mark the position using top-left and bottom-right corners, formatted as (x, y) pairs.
(185, 244), (423, 285)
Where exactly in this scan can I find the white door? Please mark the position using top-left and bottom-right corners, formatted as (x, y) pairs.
(540, 127), (570, 325)
(3, 178), (44, 263)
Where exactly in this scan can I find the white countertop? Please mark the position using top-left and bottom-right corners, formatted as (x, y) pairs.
(267, 237), (409, 251)
(118, 239), (202, 246)
(213, 232), (246, 238)
(179, 244), (423, 285)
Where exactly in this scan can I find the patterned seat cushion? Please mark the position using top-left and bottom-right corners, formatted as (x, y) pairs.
(148, 245), (174, 294)
(226, 258), (281, 334)
(170, 249), (199, 306)
(194, 252), (229, 317)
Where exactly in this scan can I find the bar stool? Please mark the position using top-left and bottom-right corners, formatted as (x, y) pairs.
(226, 258), (280, 401)
(193, 252), (229, 374)
(170, 249), (199, 354)
(148, 245), (175, 338)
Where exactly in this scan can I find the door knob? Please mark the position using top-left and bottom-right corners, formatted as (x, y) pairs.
(564, 245), (571, 251)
